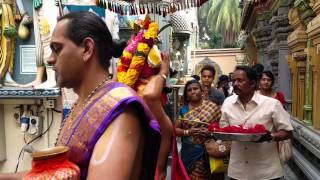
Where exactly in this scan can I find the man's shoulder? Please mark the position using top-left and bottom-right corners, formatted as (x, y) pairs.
(256, 93), (279, 104)
(104, 81), (139, 99)
(224, 94), (237, 104)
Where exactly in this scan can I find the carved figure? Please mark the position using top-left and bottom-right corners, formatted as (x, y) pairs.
(22, 0), (59, 89)
(0, 0), (32, 87)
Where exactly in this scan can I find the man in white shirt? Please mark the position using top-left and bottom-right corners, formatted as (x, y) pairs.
(220, 66), (293, 180)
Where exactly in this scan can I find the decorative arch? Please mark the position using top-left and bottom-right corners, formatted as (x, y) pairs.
(193, 57), (222, 83)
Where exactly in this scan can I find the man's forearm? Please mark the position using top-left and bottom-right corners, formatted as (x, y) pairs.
(0, 172), (26, 180)
(272, 130), (292, 141)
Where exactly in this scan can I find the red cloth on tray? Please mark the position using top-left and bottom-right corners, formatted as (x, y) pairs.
(208, 122), (267, 134)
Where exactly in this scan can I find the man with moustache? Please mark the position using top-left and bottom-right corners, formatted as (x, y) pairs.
(219, 66), (293, 180)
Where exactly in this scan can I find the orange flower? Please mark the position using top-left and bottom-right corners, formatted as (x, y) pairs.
(125, 69), (140, 87)
(129, 56), (145, 69)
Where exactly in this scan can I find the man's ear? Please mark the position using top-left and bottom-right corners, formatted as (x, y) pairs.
(82, 37), (95, 63)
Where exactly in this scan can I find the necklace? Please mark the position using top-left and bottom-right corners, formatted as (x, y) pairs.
(55, 77), (111, 145)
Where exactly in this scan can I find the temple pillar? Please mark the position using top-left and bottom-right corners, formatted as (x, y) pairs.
(307, 0), (320, 129)
(304, 40), (313, 125)
(312, 60), (320, 129)
(288, 54), (298, 116)
(268, 4), (293, 102)
(293, 0), (316, 125)
(295, 52), (307, 120)
(252, 12), (272, 68)
(288, 6), (308, 120)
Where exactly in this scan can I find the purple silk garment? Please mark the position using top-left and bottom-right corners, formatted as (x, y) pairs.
(57, 82), (160, 180)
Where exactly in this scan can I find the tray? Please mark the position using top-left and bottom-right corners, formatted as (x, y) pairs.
(210, 132), (266, 142)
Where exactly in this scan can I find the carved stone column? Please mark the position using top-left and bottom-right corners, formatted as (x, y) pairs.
(312, 52), (320, 129)
(295, 52), (307, 120)
(288, 54), (297, 115)
(294, 0), (316, 125)
(304, 40), (313, 126)
(307, 0), (320, 129)
(288, 6), (308, 120)
(252, 12), (272, 69)
(268, 4), (293, 101)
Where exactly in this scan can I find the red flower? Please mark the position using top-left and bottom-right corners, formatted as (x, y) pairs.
(143, 19), (151, 29)
(121, 57), (132, 66)
(142, 38), (154, 47)
(117, 66), (127, 72)
(208, 123), (267, 134)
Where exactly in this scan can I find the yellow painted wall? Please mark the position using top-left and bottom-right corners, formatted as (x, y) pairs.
(191, 48), (242, 75)
(192, 56), (238, 75)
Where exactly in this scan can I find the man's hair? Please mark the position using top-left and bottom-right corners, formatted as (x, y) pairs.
(191, 74), (200, 81)
(183, 79), (202, 104)
(218, 74), (229, 82)
(200, 65), (216, 76)
(252, 63), (264, 81)
(218, 74), (229, 86)
(261, 70), (275, 85)
(235, 65), (257, 83)
(58, 11), (126, 69)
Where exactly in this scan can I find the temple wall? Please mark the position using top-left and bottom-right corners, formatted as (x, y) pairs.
(0, 99), (62, 172)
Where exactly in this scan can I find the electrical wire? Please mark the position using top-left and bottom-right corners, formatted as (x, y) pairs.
(52, 108), (62, 113)
(23, 134), (27, 144)
(14, 109), (54, 173)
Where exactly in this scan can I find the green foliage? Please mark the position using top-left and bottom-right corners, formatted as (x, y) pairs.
(198, 28), (222, 49)
(4, 26), (17, 37)
(198, 0), (241, 47)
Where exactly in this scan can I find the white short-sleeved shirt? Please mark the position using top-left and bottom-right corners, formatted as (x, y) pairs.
(219, 93), (293, 180)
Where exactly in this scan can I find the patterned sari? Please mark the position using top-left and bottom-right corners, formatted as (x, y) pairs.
(57, 82), (160, 180)
(179, 100), (221, 180)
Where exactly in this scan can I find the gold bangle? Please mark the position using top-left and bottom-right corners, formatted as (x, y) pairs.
(160, 74), (167, 80)
(184, 130), (189, 136)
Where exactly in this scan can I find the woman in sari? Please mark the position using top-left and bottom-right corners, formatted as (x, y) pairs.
(175, 79), (221, 179)
(258, 71), (286, 107)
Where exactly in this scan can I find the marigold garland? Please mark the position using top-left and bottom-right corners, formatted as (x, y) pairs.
(117, 15), (160, 88)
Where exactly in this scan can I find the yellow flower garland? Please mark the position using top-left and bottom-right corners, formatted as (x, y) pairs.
(117, 16), (159, 88)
